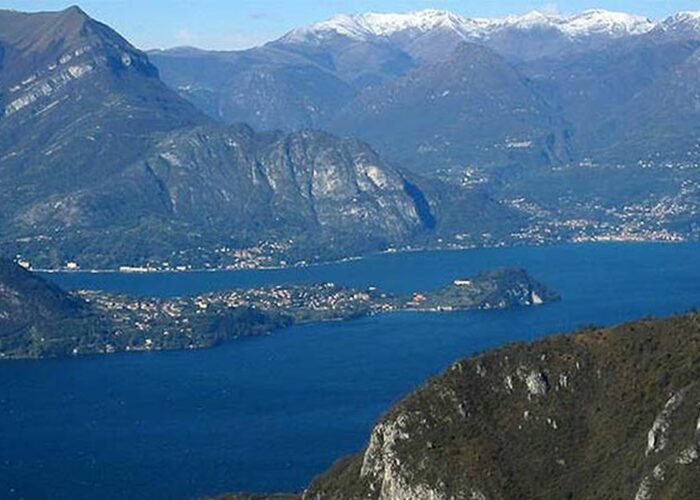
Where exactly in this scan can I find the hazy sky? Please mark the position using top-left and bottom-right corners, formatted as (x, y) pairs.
(2, 0), (699, 50)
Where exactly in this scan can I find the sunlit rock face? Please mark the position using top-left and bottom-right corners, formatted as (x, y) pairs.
(123, 125), (429, 244)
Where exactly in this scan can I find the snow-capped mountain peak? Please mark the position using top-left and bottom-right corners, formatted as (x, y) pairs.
(501, 10), (550, 27)
(354, 10), (470, 36)
(656, 11), (700, 32)
(484, 9), (653, 38)
(282, 9), (488, 43)
(554, 9), (654, 37)
(281, 8), (656, 44)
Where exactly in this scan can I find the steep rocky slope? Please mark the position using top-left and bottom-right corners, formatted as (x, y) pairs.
(151, 9), (700, 174)
(330, 43), (569, 172)
(0, 258), (108, 358)
(306, 312), (700, 499)
(0, 6), (206, 266)
(114, 125), (441, 253)
(150, 46), (359, 131)
(0, 6), (204, 206)
(0, 7), (519, 269)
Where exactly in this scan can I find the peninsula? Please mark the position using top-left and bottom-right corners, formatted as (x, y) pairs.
(0, 260), (558, 359)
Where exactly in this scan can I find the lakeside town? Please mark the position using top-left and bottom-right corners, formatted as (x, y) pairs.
(0, 263), (557, 360)
(56, 267), (557, 357)
(13, 224), (692, 275)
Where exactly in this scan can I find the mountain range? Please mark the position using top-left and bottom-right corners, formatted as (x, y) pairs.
(150, 9), (700, 173)
(0, 7), (521, 269)
(1, 6), (700, 270)
(279, 9), (656, 61)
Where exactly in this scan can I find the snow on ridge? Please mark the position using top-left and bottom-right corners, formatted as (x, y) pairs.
(283, 9), (490, 42)
(281, 8), (656, 44)
(671, 10), (700, 19)
(355, 10), (491, 37)
(492, 9), (653, 38)
(547, 10), (654, 37)
(657, 10), (700, 29)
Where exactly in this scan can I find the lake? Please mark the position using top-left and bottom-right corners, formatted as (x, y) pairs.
(2, 243), (700, 499)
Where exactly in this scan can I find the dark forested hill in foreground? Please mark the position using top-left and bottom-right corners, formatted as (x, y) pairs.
(305, 312), (700, 499)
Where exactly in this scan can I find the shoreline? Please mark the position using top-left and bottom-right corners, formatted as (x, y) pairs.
(0, 301), (555, 363)
(1, 268), (560, 362)
(32, 238), (687, 276)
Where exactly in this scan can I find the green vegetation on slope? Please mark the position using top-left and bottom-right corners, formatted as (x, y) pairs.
(0, 260), (290, 359)
(306, 312), (700, 499)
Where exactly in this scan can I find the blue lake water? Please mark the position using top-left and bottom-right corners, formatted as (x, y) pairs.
(2, 242), (700, 499)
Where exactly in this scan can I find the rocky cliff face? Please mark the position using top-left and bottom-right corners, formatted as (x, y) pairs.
(145, 126), (428, 241)
(306, 313), (700, 499)
(36, 124), (432, 248)
(6, 119), (448, 267)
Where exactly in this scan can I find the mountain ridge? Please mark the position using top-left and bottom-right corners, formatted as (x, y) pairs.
(0, 6), (525, 270)
(281, 8), (656, 47)
(3, 5), (700, 271)
(150, 6), (700, 173)
(329, 41), (570, 172)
